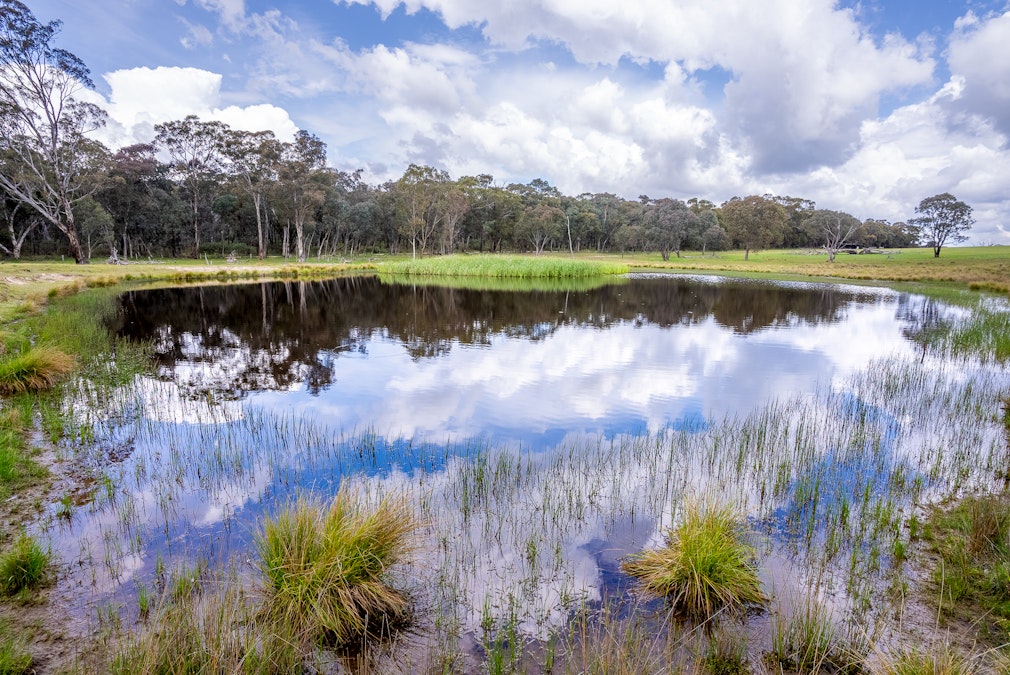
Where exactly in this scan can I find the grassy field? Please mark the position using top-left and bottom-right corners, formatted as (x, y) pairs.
(603, 245), (1010, 295)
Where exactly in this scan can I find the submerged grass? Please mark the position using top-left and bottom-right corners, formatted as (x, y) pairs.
(257, 486), (420, 646)
(621, 501), (767, 619)
(380, 253), (629, 278)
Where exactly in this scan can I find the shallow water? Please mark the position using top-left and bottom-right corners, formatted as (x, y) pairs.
(42, 273), (1009, 667)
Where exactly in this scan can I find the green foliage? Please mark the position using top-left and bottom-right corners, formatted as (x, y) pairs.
(0, 346), (75, 395)
(621, 501), (766, 619)
(257, 486), (420, 646)
(380, 254), (628, 278)
(0, 408), (46, 500)
(0, 532), (51, 597)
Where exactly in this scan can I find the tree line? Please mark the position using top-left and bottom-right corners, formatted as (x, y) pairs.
(0, 0), (969, 264)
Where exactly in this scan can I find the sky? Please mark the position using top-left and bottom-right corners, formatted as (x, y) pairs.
(29, 0), (1010, 244)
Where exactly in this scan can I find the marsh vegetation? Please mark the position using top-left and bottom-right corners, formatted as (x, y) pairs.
(0, 271), (1007, 673)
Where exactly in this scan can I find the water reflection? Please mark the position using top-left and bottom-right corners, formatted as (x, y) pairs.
(114, 275), (915, 448)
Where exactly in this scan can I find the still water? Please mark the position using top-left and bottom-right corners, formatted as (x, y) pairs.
(113, 274), (924, 447)
(48, 273), (999, 655)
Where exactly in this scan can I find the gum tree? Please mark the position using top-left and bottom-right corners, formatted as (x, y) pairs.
(910, 192), (974, 258)
(0, 0), (107, 263)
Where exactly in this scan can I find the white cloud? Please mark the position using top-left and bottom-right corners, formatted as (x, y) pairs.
(947, 10), (1010, 135)
(95, 67), (299, 148)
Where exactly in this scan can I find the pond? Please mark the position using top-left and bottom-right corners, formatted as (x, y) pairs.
(47, 273), (1009, 669)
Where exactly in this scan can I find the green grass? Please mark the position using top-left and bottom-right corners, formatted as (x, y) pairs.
(0, 532), (51, 598)
(379, 253), (629, 278)
(106, 572), (304, 675)
(927, 494), (1010, 641)
(621, 501), (767, 619)
(768, 599), (866, 673)
(0, 620), (32, 675)
(875, 643), (982, 675)
(0, 346), (75, 395)
(379, 272), (628, 292)
(257, 486), (420, 646)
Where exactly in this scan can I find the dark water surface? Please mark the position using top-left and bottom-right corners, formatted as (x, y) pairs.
(111, 274), (921, 448)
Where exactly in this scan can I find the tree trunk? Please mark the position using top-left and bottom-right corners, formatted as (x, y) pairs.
(60, 199), (88, 264)
(254, 193), (265, 260)
(295, 219), (306, 263)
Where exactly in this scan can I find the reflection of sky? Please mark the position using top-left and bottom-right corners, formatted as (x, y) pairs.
(247, 297), (916, 449)
(52, 280), (1003, 643)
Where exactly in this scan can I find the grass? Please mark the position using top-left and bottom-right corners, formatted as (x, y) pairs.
(0, 532), (51, 598)
(874, 642), (983, 675)
(0, 620), (32, 675)
(621, 501), (767, 619)
(767, 599), (866, 673)
(379, 253), (630, 278)
(379, 272), (628, 292)
(926, 494), (1010, 641)
(257, 486), (420, 646)
(0, 346), (75, 395)
(105, 571), (305, 675)
(604, 246), (1010, 295)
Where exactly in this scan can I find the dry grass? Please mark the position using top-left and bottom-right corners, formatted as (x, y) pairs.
(0, 346), (75, 394)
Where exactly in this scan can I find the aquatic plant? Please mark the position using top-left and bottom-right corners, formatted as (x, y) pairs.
(0, 346), (75, 395)
(768, 598), (866, 673)
(379, 254), (629, 278)
(621, 501), (767, 619)
(256, 486), (420, 645)
(0, 532), (51, 597)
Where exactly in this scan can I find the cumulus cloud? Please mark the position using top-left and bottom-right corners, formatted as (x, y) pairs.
(947, 10), (1010, 137)
(95, 66), (299, 148)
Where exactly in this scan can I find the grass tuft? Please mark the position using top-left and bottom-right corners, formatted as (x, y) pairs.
(621, 501), (767, 619)
(257, 486), (420, 646)
(0, 346), (75, 395)
(0, 532), (51, 597)
(768, 599), (866, 673)
(875, 642), (980, 675)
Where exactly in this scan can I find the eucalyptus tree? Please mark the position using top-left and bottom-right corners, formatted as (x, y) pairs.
(222, 129), (280, 259)
(642, 197), (698, 260)
(395, 164), (451, 258)
(154, 115), (228, 257)
(0, 196), (35, 258)
(0, 0), (108, 263)
(805, 209), (861, 262)
(910, 192), (974, 257)
(719, 195), (788, 260)
(277, 130), (327, 262)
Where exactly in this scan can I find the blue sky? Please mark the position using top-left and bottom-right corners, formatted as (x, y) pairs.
(31, 0), (1010, 243)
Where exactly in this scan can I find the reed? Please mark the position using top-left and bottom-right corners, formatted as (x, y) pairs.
(257, 486), (420, 646)
(379, 254), (629, 278)
(621, 501), (767, 619)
